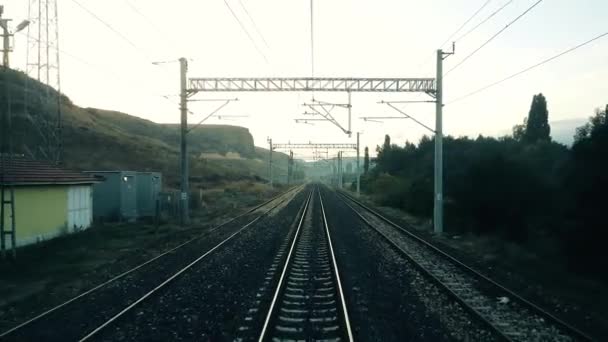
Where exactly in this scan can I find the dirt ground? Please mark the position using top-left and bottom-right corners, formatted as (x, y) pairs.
(0, 182), (287, 329)
(351, 191), (608, 340)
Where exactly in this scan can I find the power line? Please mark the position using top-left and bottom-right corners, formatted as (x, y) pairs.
(70, 0), (172, 75)
(447, 31), (608, 104)
(454, 0), (514, 43)
(416, 0), (492, 69)
(122, 0), (176, 47)
(70, 0), (138, 49)
(223, 0), (268, 63)
(17, 30), (179, 111)
(445, 0), (543, 76)
(310, 0), (315, 77)
(439, 0), (493, 48)
(236, 0), (270, 49)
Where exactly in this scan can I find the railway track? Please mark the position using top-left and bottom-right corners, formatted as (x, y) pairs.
(0, 185), (304, 341)
(258, 187), (353, 341)
(337, 190), (593, 342)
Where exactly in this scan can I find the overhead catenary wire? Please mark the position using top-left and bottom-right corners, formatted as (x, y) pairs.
(69, 0), (173, 76)
(439, 0), (493, 48)
(446, 31), (608, 104)
(16, 31), (166, 98)
(445, 0), (544, 76)
(236, 0), (270, 49)
(223, 0), (269, 63)
(310, 0), (315, 77)
(17, 30), (180, 114)
(454, 0), (515, 43)
(70, 0), (138, 49)
(416, 0), (493, 69)
(122, 0), (180, 51)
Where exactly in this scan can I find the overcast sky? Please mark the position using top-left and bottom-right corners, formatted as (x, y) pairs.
(3, 0), (607, 158)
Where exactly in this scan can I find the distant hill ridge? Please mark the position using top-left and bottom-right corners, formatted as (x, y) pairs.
(2, 68), (285, 187)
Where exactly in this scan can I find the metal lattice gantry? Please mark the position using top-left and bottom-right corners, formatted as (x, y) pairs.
(270, 142), (358, 191)
(179, 57), (450, 234)
(188, 77), (436, 94)
(272, 143), (357, 150)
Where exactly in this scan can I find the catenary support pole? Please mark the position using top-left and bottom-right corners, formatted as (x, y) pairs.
(347, 91), (352, 137)
(356, 132), (360, 197)
(339, 151), (343, 189)
(268, 138), (273, 187)
(1, 17), (10, 67)
(179, 57), (189, 226)
(434, 49), (443, 234)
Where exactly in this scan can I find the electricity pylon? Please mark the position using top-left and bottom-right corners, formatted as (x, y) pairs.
(24, 0), (62, 163)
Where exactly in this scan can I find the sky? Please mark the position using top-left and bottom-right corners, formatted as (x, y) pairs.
(3, 0), (607, 159)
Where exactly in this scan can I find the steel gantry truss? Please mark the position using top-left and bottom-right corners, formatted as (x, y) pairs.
(179, 57), (450, 233)
(188, 77), (436, 93)
(273, 143), (356, 150)
(270, 141), (359, 192)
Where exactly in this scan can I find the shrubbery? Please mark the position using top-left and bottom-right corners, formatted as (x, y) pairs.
(363, 95), (608, 280)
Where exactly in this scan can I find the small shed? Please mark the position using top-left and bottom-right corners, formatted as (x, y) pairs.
(136, 172), (162, 217)
(84, 171), (138, 222)
(1, 158), (100, 247)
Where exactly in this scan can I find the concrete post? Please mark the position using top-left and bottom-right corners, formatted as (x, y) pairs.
(268, 138), (273, 187)
(356, 132), (360, 197)
(434, 49), (443, 234)
(179, 57), (189, 226)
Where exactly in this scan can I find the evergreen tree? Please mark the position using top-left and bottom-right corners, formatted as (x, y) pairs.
(364, 146), (370, 174)
(523, 93), (551, 143)
(383, 134), (391, 151)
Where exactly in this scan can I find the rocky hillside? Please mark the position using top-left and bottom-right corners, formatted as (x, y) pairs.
(1, 68), (288, 188)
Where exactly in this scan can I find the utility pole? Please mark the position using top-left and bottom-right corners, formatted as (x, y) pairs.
(0, 17), (9, 67)
(179, 57), (189, 226)
(268, 138), (273, 187)
(338, 151), (342, 189)
(347, 92), (352, 137)
(0, 6), (30, 68)
(434, 46), (454, 234)
(287, 150), (293, 185)
(332, 157), (336, 186)
(356, 132), (360, 197)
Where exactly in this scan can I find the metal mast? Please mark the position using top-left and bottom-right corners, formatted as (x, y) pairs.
(25, 0), (62, 164)
(179, 57), (189, 226)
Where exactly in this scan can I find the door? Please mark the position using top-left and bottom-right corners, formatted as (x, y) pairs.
(68, 186), (93, 232)
(122, 175), (138, 220)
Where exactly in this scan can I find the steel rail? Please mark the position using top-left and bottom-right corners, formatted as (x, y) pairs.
(318, 190), (354, 342)
(258, 187), (353, 341)
(337, 192), (509, 341)
(0, 184), (304, 339)
(78, 186), (307, 341)
(258, 189), (313, 341)
(337, 190), (593, 342)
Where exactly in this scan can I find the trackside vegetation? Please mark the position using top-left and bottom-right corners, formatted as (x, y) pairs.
(360, 94), (607, 281)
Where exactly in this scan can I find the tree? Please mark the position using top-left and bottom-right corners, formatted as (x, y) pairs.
(383, 134), (391, 151)
(512, 118), (527, 141)
(364, 146), (370, 174)
(346, 162), (353, 173)
(564, 104), (608, 275)
(523, 93), (551, 143)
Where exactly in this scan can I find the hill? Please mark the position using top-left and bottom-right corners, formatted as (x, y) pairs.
(1, 68), (289, 188)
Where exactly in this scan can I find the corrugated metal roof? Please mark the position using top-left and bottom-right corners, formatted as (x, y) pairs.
(0, 157), (101, 185)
